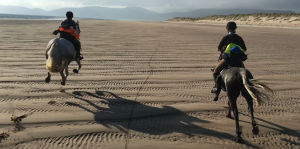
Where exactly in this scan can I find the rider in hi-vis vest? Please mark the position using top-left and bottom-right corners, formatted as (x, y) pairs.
(222, 43), (247, 63)
(211, 22), (248, 101)
(53, 11), (83, 60)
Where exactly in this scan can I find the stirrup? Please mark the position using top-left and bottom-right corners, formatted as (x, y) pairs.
(80, 55), (84, 60)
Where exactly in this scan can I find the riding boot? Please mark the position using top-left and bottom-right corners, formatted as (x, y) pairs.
(211, 59), (226, 96)
(76, 40), (83, 60)
(79, 52), (83, 60)
(211, 73), (219, 93)
(76, 49), (83, 60)
(212, 73), (221, 101)
(213, 83), (221, 101)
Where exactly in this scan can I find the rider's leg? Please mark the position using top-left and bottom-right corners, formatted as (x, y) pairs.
(68, 36), (81, 60)
(76, 40), (83, 60)
(212, 59), (227, 101)
(212, 59), (227, 86)
(60, 32), (82, 60)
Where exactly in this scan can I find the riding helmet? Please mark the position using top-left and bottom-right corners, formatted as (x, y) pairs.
(226, 21), (237, 30)
(66, 11), (73, 18)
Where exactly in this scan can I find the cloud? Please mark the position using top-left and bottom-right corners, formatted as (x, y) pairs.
(0, 0), (299, 12)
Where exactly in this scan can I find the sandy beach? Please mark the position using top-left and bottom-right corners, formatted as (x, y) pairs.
(0, 19), (299, 149)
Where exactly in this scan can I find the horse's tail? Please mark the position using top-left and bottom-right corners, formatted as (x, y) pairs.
(240, 69), (275, 107)
(46, 57), (61, 71)
(46, 42), (62, 72)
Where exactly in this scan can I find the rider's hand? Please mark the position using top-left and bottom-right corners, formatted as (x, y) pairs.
(53, 30), (59, 35)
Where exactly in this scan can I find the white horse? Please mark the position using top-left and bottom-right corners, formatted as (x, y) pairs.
(45, 37), (81, 85)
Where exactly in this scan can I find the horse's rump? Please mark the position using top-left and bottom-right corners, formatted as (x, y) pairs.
(46, 38), (76, 72)
(221, 67), (274, 107)
(46, 40), (62, 72)
(47, 38), (76, 59)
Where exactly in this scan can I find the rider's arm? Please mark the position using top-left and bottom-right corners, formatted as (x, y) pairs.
(53, 21), (63, 35)
(57, 21), (64, 30)
(77, 25), (80, 33)
(76, 21), (81, 34)
(239, 37), (247, 51)
(59, 20), (64, 27)
(218, 36), (226, 51)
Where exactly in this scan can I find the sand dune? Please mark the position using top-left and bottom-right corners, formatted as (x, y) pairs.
(0, 19), (299, 149)
(168, 15), (300, 29)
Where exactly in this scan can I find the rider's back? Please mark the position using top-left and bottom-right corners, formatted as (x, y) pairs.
(218, 34), (247, 52)
(60, 19), (76, 30)
(219, 34), (248, 66)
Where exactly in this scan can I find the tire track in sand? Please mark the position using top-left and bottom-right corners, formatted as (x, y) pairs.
(125, 42), (161, 149)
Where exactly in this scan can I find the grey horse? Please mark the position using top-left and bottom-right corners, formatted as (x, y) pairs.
(45, 37), (81, 85)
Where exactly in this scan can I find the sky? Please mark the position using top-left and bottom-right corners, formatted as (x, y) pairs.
(0, 0), (299, 13)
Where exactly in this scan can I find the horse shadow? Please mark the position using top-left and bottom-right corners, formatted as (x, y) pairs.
(64, 90), (260, 148)
(239, 113), (300, 146)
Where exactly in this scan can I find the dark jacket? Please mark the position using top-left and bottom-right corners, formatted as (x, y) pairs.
(60, 19), (80, 32)
(218, 33), (247, 52)
(218, 33), (248, 63)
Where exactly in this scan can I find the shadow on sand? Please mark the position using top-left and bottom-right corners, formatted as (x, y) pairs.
(64, 90), (260, 148)
(239, 113), (300, 146)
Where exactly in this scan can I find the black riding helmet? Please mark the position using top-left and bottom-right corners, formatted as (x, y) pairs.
(226, 21), (237, 30)
(66, 11), (73, 19)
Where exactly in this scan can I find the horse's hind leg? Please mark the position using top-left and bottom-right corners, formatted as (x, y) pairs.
(60, 71), (66, 86)
(73, 58), (81, 74)
(230, 98), (243, 143)
(242, 89), (259, 135)
(45, 72), (51, 83)
(227, 83), (243, 143)
(226, 100), (233, 119)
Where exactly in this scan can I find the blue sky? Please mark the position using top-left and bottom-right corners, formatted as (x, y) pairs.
(0, 0), (299, 13)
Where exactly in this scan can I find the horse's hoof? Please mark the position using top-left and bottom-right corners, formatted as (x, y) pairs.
(226, 115), (233, 119)
(73, 69), (79, 74)
(213, 96), (219, 101)
(211, 89), (215, 93)
(252, 126), (259, 135)
(236, 137), (243, 143)
(45, 77), (50, 83)
(61, 81), (65, 86)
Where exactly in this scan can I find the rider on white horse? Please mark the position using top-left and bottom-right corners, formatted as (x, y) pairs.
(52, 11), (83, 60)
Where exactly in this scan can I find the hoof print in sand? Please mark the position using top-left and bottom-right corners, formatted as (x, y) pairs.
(0, 133), (10, 143)
(48, 101), (57, 105)
(11, 114), (29, 132)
